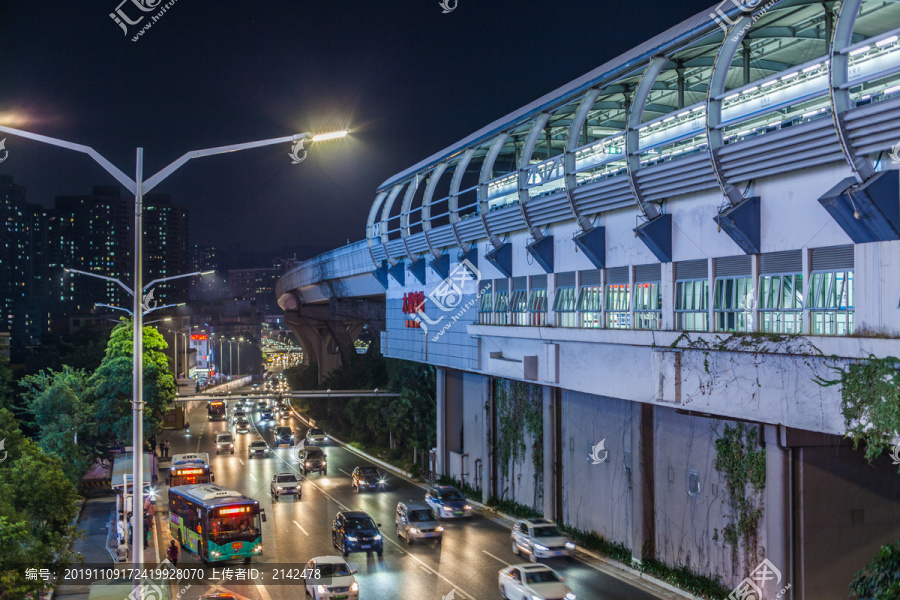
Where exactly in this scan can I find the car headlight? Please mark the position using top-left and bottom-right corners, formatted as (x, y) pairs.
(565, 594), (576, 600)
(316, 585), (326, 594)
(464, 505), (472, 510)
(305, 461), (310, 466)
(350, 581), (359, 592)
(347, 536), (357, 541)
(378, 479), (386, 485)
(276, 486), (283, 491)
(229, 443), (234, 448)
(442, 506), (452, 512)
(436, 525), (444, 532)
(532, 596), (542, 600)
(374, 534), (382, 541)
(565, 541), (575, 550)
(322, 460), (327, 464)
(534, 543), (549, 551)
(408, 527), (419, 534)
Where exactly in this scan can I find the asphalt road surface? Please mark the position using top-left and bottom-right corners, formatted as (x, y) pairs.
(154, 392), (675, 600)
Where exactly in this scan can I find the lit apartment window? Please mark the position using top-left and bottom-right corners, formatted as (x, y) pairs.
(713, 255), (752, 332)
(759, 273), (803, 333)
(529, 288), (548, 326)
(807, 245), (854, 336)
(605, 284), (630, 329)
(554, 286), (577, 327)
(808, 270), (853, 335)
(633, 264), (661, 330)
(675, 279), (709, 331)
(713, 276), (753, 332)
(510, 278), (528, 326)
(478, 285), (493, 325)
(493, 284), (510, 326)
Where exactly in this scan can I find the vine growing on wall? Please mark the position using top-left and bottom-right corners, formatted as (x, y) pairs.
(714, 422), (766, 573)
(816, 354), (900, 470)
(494, 378), (543, 506)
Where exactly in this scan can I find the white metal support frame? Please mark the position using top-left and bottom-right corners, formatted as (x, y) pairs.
(399, 173), (423, 259)
(516, 112), (552, 241)
(829, 0), (876, 184)
(626, 56), (668, 220)
(420, 162), (450, 259)
(366, 190), (389, 267)
(563, 88), (603, 232)
(448, 148), (477, 251)
(378, 183), (405, 266)
(477, 133), (512, 249)
(706, 16), (754, 206)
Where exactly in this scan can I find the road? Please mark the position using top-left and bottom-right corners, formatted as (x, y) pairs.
(154, 390), (678, 600)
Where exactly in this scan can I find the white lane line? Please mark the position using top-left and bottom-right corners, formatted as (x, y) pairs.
(482, 550), (511, 566)
(249, 473), (257, 481)
(339, 468), (351, 476)
(254, 579), (273, 600)
(238, 458), (245, 465)
(266, 432), (475, 600)
(292, 520), (310, 536)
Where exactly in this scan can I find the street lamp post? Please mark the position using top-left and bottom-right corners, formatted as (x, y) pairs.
(3, 125), (351, 589)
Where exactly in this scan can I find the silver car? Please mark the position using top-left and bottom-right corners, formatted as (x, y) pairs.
(270, 472), (301, 500)
(511, 518), (575, 561)
(395, 501), (443, 544)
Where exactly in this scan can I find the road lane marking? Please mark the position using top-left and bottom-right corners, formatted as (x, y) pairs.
(292, 520), (309, 536)
(249, 473), (256, 481)
(482, 550), (511, 566)
(339, 469), (351, 476)
(238, 458), (245, 465)
(265, 427), (476, 600)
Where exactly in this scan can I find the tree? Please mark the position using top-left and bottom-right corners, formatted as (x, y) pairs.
(0, 408), (82, 599)
(851, 542), (900, 599)
(18, 367), (96, 485)
(285, 361), (318, 391)
(87, 319), (176, 447)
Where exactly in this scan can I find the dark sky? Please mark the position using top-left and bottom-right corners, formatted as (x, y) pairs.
(0, 0), (715, 261)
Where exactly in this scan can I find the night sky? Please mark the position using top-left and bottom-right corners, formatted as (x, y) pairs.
(0, 0), (716, 260)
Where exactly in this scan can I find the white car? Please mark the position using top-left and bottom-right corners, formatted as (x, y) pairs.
(498, 564), (575, 600)
(511, 518), (576, 561)
(304, 556), (359, 600)
(306, 427), (329, 445)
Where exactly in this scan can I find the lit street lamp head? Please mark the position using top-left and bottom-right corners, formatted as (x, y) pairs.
(311, 130), (350, 142)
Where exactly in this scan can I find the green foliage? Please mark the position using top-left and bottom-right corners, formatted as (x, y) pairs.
(850, 542), (900, 599)
(291, 353), (436, 468)
(285, 361), (319, 391)
(493, 379), (543, 503)
(86, 319), (175, 446)
(558, 523), (633, 564)
(18, 367), (96, 485)
(484, 496), (542, 519)
(714, 423), (766, 570)
(638, 559), (730, 599)
(817, 354), (900, 469)
(0, 408), (83, 598)
(437, 475), (482, 503)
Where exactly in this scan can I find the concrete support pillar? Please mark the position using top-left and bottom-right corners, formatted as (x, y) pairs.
(630, 403), (655, 562)
(436, 366), (447, 477)
(482, 375), (492, 498)
(764, 425), (792, 599)
(542, 385), (555, 519)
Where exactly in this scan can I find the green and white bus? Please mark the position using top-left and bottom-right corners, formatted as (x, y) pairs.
(168, 484), (266, 563)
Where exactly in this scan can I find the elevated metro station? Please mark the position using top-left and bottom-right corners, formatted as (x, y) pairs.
(278, 1), (900, 596)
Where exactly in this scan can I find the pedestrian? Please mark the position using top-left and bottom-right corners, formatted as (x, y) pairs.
(144, 514), (152, 548)
(167, 540), (179, 567)
(127, 520), (133, 546)
(164, 440), (170, 458)
(117, 540), (128, 562)
(149, 435), (157, 455)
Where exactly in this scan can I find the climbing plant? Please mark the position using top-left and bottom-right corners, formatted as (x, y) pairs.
(714, 422), (766, 573)
(816, 354), (900, 470)
(493, 378), (543, 504)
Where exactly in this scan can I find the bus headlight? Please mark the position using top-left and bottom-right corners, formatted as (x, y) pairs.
(254, 545), (262, 553)
(211, 550), (220, 557)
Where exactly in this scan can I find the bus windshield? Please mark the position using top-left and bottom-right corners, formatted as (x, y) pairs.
(209, 509), (261, 544)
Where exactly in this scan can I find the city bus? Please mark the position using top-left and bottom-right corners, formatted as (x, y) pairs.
(166, 453), (214, 487)
(207, 400), (227, 421)
(168, 484), (266, 563)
